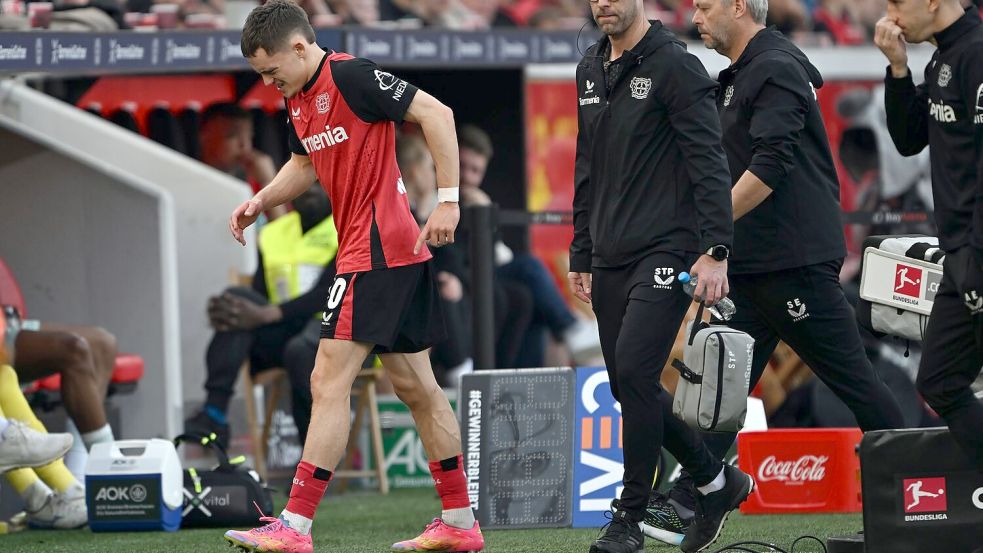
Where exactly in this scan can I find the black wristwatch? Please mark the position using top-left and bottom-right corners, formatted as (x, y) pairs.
(706, 245), (730, 262)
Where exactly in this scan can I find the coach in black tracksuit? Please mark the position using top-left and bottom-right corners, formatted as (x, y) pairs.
(655, 3), (907, 526)
(569, 1), (753, 549)
(876, 3), (983, 469)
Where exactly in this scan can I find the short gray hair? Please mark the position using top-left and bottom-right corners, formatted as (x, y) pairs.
(745, 0), (768, 24)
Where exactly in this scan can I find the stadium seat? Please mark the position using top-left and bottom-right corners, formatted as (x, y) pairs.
(147, 104), (189, 155)
(333, 366), (389, 495)
(239, 361), (388, 493)
(240, 364), (289, 483)
(0, 258), (27, 317)
(178, 105), (203, 160)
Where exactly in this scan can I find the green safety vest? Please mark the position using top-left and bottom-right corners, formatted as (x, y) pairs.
(258, 211), (338, 305)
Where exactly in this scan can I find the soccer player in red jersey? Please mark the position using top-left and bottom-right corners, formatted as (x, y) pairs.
(222, 2), (483, 552)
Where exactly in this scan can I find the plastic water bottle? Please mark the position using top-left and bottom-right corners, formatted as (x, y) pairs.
(678, 272), (736, 321)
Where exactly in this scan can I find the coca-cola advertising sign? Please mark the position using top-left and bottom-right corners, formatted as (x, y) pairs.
(756, 455), (829, 484)
(738, 429), (863, 514)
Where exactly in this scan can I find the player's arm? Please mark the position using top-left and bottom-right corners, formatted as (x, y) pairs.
(229, 153), (316, 246)
(732, 172), (774, 221)
(663, 49), (733, 304)
(737, 60), (812, 220)
(331, 58), (460, 252)
(569, 64), (593, 304)
(963, 53), (983, 267)
(404, 92), (460, 254)
(876, 16), (929, 156)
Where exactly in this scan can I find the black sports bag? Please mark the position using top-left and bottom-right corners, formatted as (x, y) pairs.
(174, 433), (275, 528)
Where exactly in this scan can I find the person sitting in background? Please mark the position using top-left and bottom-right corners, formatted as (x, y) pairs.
(184, 183), (337, 447)
(400, 131), (536, 371)
(0, 327), (74, 478)
(398, 133), (480, 383)
(199, 102), (288, 220)
(458, 124), (602, 367)
(4, 304), (118, 480)
(0, 364), (88, 529)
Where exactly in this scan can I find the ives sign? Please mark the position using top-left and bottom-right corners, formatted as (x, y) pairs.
(572, 366), (624, 527)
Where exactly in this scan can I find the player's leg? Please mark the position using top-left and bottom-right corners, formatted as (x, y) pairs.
(224, 338), (371, 553)
(382, 350), (484, 552)
(375, 260), (481, 552)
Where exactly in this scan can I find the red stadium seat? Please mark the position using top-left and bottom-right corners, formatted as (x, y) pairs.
(109, 354), (144, 395)
(0, 257), (27, 317)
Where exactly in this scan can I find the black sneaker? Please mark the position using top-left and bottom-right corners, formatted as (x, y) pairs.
(680, 465), (754, 553)
(183, 410), (230, 450)
(611, 494), (690, 546)
(590, 510), (644, 553)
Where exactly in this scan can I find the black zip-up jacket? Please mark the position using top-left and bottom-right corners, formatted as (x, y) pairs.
(885, 9), (983, 259)
(569, 22), (733, 273)
(716, 27), (846, 274)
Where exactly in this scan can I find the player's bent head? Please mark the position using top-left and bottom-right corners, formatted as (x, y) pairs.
(241, 0), (318, 98)
(241, 0), (316, 59)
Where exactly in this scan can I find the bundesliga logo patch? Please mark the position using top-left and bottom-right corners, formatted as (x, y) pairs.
(903, 477), (948, 521)
(894, 264), (922, 298)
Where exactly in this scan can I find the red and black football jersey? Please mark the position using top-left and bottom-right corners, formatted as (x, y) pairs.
(286, 52), (431, 274)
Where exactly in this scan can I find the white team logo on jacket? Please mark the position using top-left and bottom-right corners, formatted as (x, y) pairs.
(653, 267), (674, 289)
(630, 76), (652, 100)
(786, 298), (809, 321)
(965, 291), (983, 314)
(723, 85), (735, 107)
(316, 92), (330, 114)
(937, 64), (952, 87)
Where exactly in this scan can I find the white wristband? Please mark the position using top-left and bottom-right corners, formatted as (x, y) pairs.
(437, 187), (459, 203)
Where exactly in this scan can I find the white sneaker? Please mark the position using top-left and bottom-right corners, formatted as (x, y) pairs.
(28, 482), (88, 529)
(563, 319), (603, 365)
(0, 420), (73, 474)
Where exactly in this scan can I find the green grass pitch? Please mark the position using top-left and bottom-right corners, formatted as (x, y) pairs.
(1, 488), (860, 552)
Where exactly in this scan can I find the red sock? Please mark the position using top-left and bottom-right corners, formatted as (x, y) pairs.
(284, 460), (332, 519)
(429, 454), (470, 510)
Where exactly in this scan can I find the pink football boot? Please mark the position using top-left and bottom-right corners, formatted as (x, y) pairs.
(391, 518), (484, 552)
(224, 515), (313, 553)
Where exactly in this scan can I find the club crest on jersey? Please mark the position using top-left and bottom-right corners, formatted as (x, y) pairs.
(937, 64), (952, 87)
(316, 92), (330, 114)
(630, 76), (652, 100)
